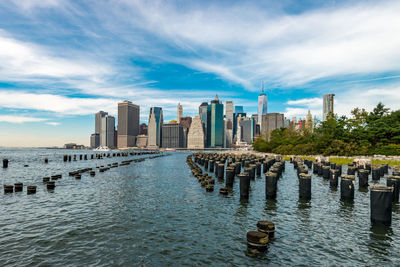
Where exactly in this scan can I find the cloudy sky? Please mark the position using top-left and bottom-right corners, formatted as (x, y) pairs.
(0, 0), (400, 147)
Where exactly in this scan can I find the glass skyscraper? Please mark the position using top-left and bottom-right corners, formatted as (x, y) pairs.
(207, 95), (224, 148)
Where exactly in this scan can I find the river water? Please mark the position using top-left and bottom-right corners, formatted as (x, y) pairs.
(0, 148), (399, 266)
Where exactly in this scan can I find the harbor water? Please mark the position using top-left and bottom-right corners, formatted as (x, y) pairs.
(1, 148), (399, 266)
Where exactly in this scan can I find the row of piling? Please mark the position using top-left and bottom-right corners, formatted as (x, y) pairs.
(292, 157), (400, 226)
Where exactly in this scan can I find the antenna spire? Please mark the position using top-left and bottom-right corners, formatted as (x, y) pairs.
(262, 81), (264, 93)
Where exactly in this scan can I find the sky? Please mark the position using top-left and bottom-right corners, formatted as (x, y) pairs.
(0, 0), (400, 147)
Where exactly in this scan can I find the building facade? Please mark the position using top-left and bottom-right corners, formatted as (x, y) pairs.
(305, 110), (313, 132)
(258, 90), (267, 130)
(323, 94), (335, 121)
(261, 113), (284, 140)
(147, 107), (163, 148)
(100, 115), (115, 148)
(95, 111), (108, 135)
(117, 100), (140, 148)
(187, 115), (205, 149)
(90, 133), (100, 148)
(208, 95), (224, 148)
(161, 123), (184, 148)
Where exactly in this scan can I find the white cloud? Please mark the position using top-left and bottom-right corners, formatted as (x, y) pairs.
(45, 122), (60, 126)
(0, 115), (47, 123)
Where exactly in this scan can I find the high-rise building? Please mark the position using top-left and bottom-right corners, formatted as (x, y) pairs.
(261, 113), (284, 140)
(177, 103), (183, 123)
(225, 101), (234, 147)
(199, 102), (209, 145)
(100, 115), (115, 148)
(90, 133), (100, 148)
(240, 117), (254, 145)
(179, 116), (192, 148)
(161, 123), (184, 148)
(323, 94), (335, 121)
(305, 110), (313, 132)
(187, 115), (205, 149)
(258, 84), (268, 130)
(147, 107), (163, 148)
(208, 95), (224, 148)
(117, 100), (140, 148)
(95, 111), (108, 134)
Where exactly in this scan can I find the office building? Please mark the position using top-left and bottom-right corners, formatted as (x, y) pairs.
(136, 135), (148, 148)
(100, 115), (115, 148)
(162, 123), (184, 148)
(95, 111), (108, 134)
(199, 102), (209, 145)
(177, 103), (183, 123)
(258, 85), (268, 130)
(90, 133), (100, 148)
(323, 94), (335, 121)
(117, 100), (140, 148)
(225, 101), (234, 146)
(179, 116), (192, 148)
(147, 107), (163, 148)
(240, 117), (255, 145)
(188, 115), (205, 149)
(207, 95), (224, 148)
(261, 113), (284, 140)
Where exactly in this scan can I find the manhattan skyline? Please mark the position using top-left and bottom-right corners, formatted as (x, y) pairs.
(1, 0), (400, 147)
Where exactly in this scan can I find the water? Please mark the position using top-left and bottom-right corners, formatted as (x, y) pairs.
(0, 148), (399, 266)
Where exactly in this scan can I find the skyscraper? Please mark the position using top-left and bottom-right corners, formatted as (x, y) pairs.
(95, 111), (108, 134)
(199, 102), (209, 146)
(187, 115), (204, 149)
(261, 113), (284, 140)
(161, 123), (184, 148)
(323, 94), (335, 121)
(117, 100), (140, 148)
(258, 83), (267, 130)
(177, 103), (183, 123)
(208, 94), (224, 148)
(100, 115), (115, 148)
(147, 107), (163, 148)
(225, 101), (234, 147)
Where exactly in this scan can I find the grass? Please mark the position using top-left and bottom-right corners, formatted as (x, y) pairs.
(282, 155), (400, 167)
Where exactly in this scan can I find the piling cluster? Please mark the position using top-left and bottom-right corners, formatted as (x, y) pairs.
(246, 220), (276, 254)
(2, 151), (166, 195)
(292, 157), (400, 226)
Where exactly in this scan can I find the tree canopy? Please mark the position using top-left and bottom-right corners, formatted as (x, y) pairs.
(253, 103), (400, 156)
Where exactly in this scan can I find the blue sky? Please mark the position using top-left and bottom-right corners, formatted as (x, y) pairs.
(0, 0), (400, 147)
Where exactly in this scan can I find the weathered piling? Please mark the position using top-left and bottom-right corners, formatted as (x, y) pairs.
(322, 166), (330, 179)
(256, 162), (261, 176)
(239, 173), (250, 200)
(265, 172), (278, 199)
(358, 169), (369, 188)
(299, 173), (311, 200)
(347, 166), (356, 175)
(3, 158), (9, 168)
(43, 177), (50, 183)
(226, 167), (235, 187)
(63, 155), (68, 162)
(386, 176), (400, 202)
(340, 175), (355, 201)
(257, 220), (275, 238)
(329, 169), (339, 188)
(246, 231), (268, 252)
(44, 158), (48, 163)
(47, 181), (56, 190)
(372, 167), (380, 181)
(217, 163), (225, 179)
(4, 185), (13, 193)
(370, 185), (393, 226)
(14, 182), (23, 192)
(27, 185), (37, 194)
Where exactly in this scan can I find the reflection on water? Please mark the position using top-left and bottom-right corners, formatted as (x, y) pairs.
(0, 149), (399, 266)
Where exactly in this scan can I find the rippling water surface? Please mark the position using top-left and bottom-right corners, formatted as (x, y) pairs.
(0, 148), (399, 266)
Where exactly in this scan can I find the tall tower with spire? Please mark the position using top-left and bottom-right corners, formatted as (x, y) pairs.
(177, 103), (183, 123)
(258, 81), (267, 132)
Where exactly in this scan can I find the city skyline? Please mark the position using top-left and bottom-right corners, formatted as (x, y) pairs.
(1, 0), (400, 147)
